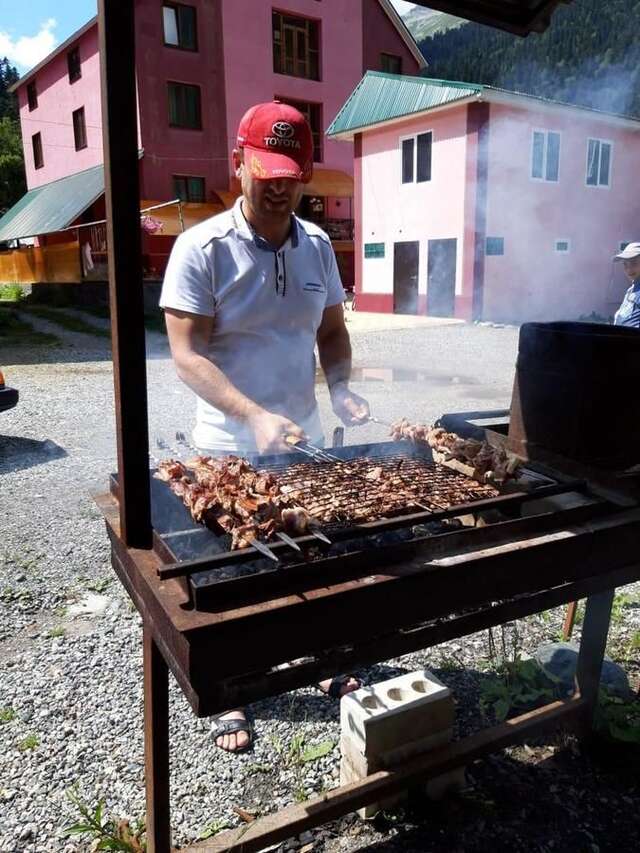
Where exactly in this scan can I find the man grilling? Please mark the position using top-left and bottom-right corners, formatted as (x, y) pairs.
(613, 242), (640, 328)
(160, 102), (369, 753)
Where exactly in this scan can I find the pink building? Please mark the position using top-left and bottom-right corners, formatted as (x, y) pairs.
(328, 72), (640, 321)
(2, 1), (424, 285)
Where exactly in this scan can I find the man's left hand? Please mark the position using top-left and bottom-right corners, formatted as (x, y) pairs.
(330, 384), (370, 426)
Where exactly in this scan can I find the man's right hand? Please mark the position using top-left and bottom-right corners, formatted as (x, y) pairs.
(247, 409), (306, 454)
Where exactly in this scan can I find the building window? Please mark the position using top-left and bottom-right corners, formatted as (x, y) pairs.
(27, 81), (38, 111)
(32, 132), (44, 169)
(486, 237), (504, 256)
(275, 96), (322, 162)
(531, 130), (560, 182)
(168, 82), (202, 129)
(401, 132), (432, 184)
(172, 175), (205, 202)
(364, 242), (385, 259)
(272, 12), (320, 81)
(555, 239), (570, 253)
(620, 241), (631, 251)
(381, 53), (402, 74)
(586, 138), (612, 187)
(72, 107), (87, 151)
(163, 3), (197, 51)
(67, 46), (81, 83)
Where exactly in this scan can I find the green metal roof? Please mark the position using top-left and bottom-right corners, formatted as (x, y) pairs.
(0, 163), (104, 242)
(328, 71), (640, 139)
(327, 72), (482, 138)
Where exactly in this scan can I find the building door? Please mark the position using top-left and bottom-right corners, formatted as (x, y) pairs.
(427, 239), (457, 317)
(393, 241), (419, 314)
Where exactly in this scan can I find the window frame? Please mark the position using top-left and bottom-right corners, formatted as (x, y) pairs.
(67, 46), (82, 84)
(272, 10), (321, 82)
(72, 106), (88, 151)
(585, 137), (613, 189)
(32, 132), (44, 170)
(486, 236), (505, 256)
(162, 2), (198, 52)
(172, 174), (206, 203)
(27, 81), (38, 111)
(530, 128), (561, 183)
(274, 95), (323, 163)
(554, 238), (571, 254)
(167, 81), (202, 130)
(399, 130), (433, 185)
(380, 53), (402, 74)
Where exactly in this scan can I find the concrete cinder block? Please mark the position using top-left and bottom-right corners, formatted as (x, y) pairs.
(340, 669), (454, 757)
(339, 670), (462, 820)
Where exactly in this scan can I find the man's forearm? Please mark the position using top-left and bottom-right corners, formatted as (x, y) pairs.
(318, 325), (352, 392)
(175, 351), (263, 422)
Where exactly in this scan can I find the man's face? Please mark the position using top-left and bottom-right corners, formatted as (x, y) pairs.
(233, 149), (303, 224)
(622, 256), (640, 282)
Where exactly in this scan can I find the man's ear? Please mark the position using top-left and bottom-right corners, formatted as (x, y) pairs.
(232, 148), (243, 178)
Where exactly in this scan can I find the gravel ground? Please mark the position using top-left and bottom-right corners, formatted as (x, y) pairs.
(0, 309), (639, 852)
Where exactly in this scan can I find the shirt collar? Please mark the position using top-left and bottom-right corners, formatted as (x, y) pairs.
(231, 197), (299, 252)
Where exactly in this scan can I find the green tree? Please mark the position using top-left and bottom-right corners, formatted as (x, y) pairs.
(418, 0), (640, 117)
(0, 117), (26, 215)
(0, 58), (25, 213)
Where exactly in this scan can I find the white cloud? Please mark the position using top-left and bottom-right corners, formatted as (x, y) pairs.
(0, 18), (58, 72)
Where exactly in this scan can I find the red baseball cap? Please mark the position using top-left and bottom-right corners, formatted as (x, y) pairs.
(236, 101), (313, 183)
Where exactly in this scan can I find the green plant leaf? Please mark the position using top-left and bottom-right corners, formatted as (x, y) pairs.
(301, 739), (335, 763)
(494, 698), (510, 721)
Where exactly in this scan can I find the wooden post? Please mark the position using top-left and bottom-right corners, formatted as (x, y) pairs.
(562, 600), (578, 640)
(143, 626), (171, 853)
(98, 0), (152, 548)
(575, 589), (614, 729)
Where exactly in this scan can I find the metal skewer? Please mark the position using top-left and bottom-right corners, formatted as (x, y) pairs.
(368, 416), (393, 427)
(248, 538), (280, 562)
(275, 531), (302, 552)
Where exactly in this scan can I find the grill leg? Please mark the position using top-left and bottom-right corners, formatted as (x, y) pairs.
(144, 626), (171, 853)
(575, 589), (614, 733)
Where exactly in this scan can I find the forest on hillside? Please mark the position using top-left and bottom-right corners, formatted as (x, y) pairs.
(0, 58), (26, 214)
(418, 0), (640, 117)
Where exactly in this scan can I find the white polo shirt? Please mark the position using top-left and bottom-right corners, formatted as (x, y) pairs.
(160, 198), (345, 452)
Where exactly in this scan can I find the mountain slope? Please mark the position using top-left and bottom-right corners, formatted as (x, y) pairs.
(401, 5), (465, 42)
(416, 0), (640, 117)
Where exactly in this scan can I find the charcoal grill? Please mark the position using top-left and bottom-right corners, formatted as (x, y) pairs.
(96, 6), (640, 851)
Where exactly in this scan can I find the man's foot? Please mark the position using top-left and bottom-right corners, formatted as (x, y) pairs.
(318, 674), (361, 699)
(211, 709), (253, 753)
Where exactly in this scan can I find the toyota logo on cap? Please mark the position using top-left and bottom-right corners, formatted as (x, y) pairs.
(272, 121), (295, 139)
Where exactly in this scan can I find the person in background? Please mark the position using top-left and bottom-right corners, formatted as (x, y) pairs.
(613, 242), (640, 328)
(160, 101), (370, 753)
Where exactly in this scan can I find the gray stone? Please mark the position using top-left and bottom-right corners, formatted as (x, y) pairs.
(535, 642), (633, 699)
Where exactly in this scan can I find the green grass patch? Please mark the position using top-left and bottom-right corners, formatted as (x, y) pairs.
(47, 626), (66, 638)
(17, 733), (39, 751)
(0, 283), (25, 302)
(0, 707), (16, 724)
(0, 306), (59, 346)
(20, 305), (111, 338)
(78, 304), (166, 335)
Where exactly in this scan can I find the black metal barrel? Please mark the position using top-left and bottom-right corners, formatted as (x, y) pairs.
(508, 321), (640, 470)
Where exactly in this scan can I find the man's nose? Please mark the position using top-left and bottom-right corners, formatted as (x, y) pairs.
(268, 179), (291, 194)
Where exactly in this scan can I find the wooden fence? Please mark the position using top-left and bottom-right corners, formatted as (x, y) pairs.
(0, 241), (81, 284)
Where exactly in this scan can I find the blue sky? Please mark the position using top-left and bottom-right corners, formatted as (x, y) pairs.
(0, 1), (416, 74)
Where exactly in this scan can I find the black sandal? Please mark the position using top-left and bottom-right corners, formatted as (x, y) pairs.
(322, 674), (361, 700)
(211, 713), (254, 753)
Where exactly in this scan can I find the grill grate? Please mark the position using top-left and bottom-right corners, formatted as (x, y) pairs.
(261, 453), (499, 524)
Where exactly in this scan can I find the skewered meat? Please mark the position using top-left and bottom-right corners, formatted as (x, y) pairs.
(390, 419), (520, 484)
(154, 456), (311, 549)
